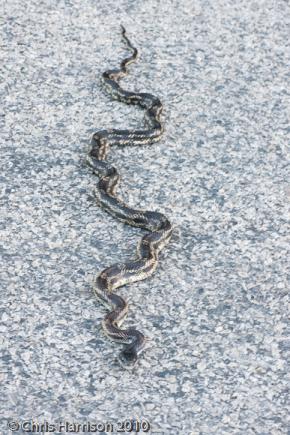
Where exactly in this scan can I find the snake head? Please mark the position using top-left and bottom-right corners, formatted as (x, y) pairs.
(118, 330), (146, 369)
(118, 347), (138, 368)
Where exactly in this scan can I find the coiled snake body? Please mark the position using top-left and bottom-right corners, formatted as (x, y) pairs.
(87, 26), (172, 367)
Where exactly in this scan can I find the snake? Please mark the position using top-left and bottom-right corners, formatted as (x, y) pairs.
(86, 25), (172, 367)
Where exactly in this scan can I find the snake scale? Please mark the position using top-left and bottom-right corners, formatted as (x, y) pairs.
(86, 25), (172, 367)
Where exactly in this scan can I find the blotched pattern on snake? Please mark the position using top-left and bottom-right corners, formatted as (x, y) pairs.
(87, 26), (172, 367)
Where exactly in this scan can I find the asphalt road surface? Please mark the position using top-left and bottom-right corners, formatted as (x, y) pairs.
(1, 0), (289, 434)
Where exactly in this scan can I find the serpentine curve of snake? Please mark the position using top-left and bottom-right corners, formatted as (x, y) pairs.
(86, 25), (172, 368)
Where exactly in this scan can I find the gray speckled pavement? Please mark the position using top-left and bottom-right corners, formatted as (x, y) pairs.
(1, 0), (290, 434)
